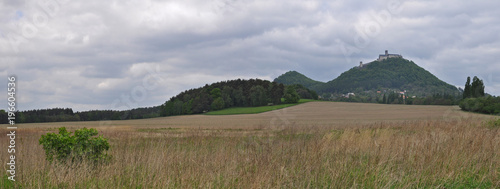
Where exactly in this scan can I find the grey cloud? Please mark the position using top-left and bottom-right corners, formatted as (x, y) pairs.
(2, 0), (500, 111)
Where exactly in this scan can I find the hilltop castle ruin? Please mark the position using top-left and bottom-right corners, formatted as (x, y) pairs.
(377, 50), (402, 61)
(359, 50), (403, 68)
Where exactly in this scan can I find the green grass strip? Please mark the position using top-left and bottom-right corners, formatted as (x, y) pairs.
(205, 99), (317, 115)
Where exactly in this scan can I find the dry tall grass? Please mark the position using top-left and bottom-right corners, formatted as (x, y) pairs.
(1, 118), (498, 188)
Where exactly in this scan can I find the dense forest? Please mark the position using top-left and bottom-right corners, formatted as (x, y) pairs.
(1, 79), (320, 124)
(162, 79), (285, 116)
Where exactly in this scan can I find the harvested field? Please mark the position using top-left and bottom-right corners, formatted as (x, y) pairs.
(1, 102), (499, 188)
(17, 102), (497, 130)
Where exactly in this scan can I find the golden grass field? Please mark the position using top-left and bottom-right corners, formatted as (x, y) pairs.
(1, 102), (499, 188)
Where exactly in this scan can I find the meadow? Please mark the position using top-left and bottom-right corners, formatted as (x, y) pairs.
(1, 102), (498, 188)
(205, 99), (316, 115)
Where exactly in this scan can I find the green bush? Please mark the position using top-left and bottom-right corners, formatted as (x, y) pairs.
(460, 96), (500, 115)
(284, 86), (300, 104)
(485, 119), (500, 128)
(39, 127), (110, 165)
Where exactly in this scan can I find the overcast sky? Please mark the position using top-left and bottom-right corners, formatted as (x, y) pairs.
(1, 0), (499, 111)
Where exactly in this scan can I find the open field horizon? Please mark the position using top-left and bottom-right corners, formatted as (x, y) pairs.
(2, 102), (499, 188)
(16, 102), (499, 130)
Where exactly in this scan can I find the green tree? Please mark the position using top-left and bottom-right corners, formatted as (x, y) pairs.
(0, 110), (7, 124)
(192, 91), (211, 113)
(250, 85), (268, 106)
(463, 76), (471, 99)
(211, 97), (225, 110)
(210, 88), (222, 99)
(271, 83), (285, 105)
(163, 100), (175, 116)
(232, 87), (245, 107)
(222, 86), (234, 108)
(183, 99), (193, 114)
(309, 90), (319, 100)
(284, 86), (300, 103)
(471, 76), (485, 98)
(173, 99), (183, 115)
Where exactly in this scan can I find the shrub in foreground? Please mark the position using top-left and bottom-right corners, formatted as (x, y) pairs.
(485, 119), (500, 128)
(39, 127), (110, 165)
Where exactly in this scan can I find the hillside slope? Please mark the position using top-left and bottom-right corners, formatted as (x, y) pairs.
(273, 71), (325, 91)
(322, 58), (458, 95)
(276, 58), (459, 96)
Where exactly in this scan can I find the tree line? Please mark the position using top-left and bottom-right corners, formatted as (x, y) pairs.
(1, 79), (319, 124)
(459, 76), (500, 115)
(162, 79), (286, 116)
(0, 106), (164, 124)
(289, 84), (319, 101)
(409, 93), (460, 105)
(462, 76), (485, 99)
(460, 96), (500, 115)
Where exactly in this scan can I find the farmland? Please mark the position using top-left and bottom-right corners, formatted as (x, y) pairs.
(1, 102), (499, 188)
(205, 99), (316, 115)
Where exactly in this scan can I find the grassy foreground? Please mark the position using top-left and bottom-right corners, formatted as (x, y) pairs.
(205, 99), (316, 115)
(1, 119), (499, 188)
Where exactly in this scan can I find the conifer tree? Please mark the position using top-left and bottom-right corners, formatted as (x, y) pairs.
(463, 76), (471, 99)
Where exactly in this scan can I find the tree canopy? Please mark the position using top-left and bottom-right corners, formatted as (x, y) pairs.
(274, 71), (325, 90)
(162, 79), (285, 116)
(463, 76), (485, 99)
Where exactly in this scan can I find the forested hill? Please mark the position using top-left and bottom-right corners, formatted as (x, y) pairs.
(322, 58), (458, 95)
(162, 79), (285, 116)
(275, 58), (459, 96)
(273, 71), (324, 91)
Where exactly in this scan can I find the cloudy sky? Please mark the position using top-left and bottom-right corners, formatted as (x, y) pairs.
(1, 0), (499, 111)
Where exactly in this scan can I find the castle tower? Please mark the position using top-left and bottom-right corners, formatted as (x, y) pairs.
(359, 61), (363, 68)
(385, 50), (388, 55)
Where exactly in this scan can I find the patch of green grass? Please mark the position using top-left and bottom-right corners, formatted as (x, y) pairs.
(1, 174), (15, 189)
(439, 171), (494, 189)
(484, 118), (500, 128)
(205, 99), (317, 115)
